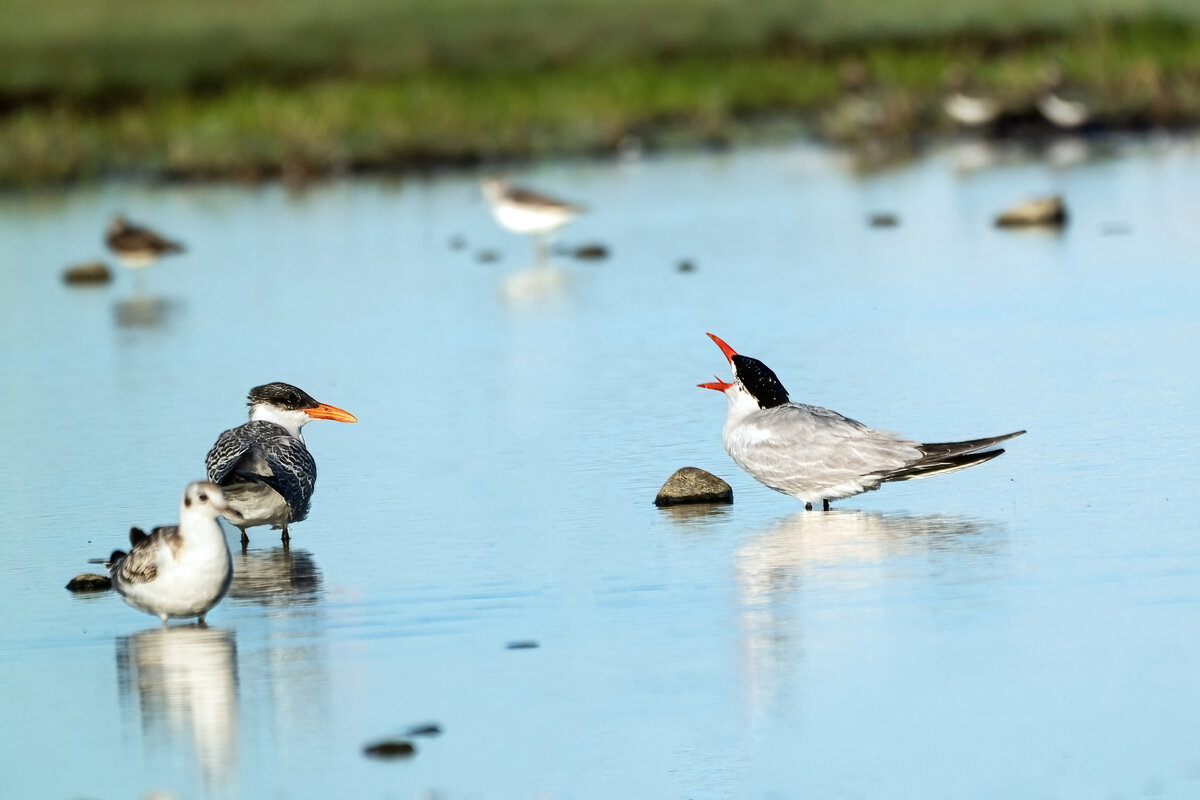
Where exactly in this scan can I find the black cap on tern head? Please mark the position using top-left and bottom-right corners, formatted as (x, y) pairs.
(247, 382), (320, 411)
(732, 355), (790, 409)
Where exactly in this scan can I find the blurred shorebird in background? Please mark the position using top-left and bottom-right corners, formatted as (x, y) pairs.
(481, 176), (584, 263)
(106, 214), (185, 292)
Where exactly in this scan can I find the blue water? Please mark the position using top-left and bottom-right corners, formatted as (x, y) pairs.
(2, 136), (1199, 798)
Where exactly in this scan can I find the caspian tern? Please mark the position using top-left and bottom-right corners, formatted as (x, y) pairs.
(699, 333), (1025, 510)
(205, 382), (357, 545)
(106, 215), (185, 270)
(108, 482), (240, 625)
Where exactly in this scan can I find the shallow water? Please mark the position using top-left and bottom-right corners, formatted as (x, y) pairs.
(2, 136), (1200, 798)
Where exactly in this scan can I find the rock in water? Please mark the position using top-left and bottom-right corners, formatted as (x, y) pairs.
(995, 195), (1068, 228)
(363, 739), (416, 759)
(62, 262), (112, 285)
(654, 467), (733, 507)
(66, 573), (112, 592)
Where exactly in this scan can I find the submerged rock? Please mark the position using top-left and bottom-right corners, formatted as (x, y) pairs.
(476, 249), (501, 263)
(869, 212), (899, 227)
(571, 243), (609, 261)
(405, 723), (443, 738)
(62, 261), (112, 285)
(506, 640), (539, 650)
(654, 467), (733, 507)
(995, 195), (1068, 228)
(676, 259), (696, 273)
(66, 573), (112, 592)
(363, 739), (416, 759)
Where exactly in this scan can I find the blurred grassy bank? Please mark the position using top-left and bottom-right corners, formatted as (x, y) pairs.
(2, 0), (1200, 184)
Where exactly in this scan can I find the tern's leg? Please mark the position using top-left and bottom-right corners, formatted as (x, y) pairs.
(804, 502), (813, 511)
(823, 499), (831, 511)
(197, 612), (206, 626)
(281, 524), (290, 549)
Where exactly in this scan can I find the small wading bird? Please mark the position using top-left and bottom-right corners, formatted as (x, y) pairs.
(106, 215), (185, 270)
(205, 383), (357, 546)
(699, 333), (1025, 510)
(481, 177), (584, 261)
(108, 482), (240, 626)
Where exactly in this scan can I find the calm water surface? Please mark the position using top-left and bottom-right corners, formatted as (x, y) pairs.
(2, 137), (1199, 799)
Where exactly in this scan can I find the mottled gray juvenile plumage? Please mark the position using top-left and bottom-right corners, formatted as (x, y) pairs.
(109, 526), (182, 586)
(206, 420), (317, 525)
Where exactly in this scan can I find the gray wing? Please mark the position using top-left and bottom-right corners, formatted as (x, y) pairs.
(730, 403), (923, 498)
(259, 435), (317, 522)
(110, 525), (180, 585)
(107, 225), (184, 254)
(506, 185), (584, 214)
(206, 425), (258, 484)
(206, 421), (316, 521)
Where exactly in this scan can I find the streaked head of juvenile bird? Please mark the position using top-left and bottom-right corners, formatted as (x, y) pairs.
(246, 382), (358, 438)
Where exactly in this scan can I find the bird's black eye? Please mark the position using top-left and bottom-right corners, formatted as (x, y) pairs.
(198, 492), (208, 502)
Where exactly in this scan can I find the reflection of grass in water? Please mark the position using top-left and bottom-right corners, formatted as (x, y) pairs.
(2, 9), (1200, 183)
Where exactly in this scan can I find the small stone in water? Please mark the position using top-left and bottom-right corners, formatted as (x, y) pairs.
(62, 262), (112, 285)
(994, 195), (1068, 228)
(676, 259), (696, 273)
(572, 243), (609, 260)
(363, 739), (416, 759)
(476, 249), (501, 263)
(449, 235), (467, 250)
(869, 212), (899, 227)
(66, 573), (112, 592)
(655, 467), (733, 507)
(506, 640), (539, 650)
(405, 723), (443, 737)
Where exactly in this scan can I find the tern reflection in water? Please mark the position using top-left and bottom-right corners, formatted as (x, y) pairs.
(226, 547), (322, 607)
(735, 510), (1000, 718)
(116, 626), (238, 791)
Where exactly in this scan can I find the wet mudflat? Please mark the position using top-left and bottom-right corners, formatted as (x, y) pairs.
(2, 136), (1200, 798)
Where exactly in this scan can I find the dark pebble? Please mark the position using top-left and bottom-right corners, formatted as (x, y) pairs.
(676, 259), (696, 273)
(449, 235), (467, 250)
(506, 640), (539, 650)
(476, 249), (501, 263)
(62, 262), (112, 285)
(655, 467), (733, 507)
(869, 212), (899, 227)
(66, 573), (112, 592)
(363, 739), (416, 759)
(571, 243), (609, 261)
(405, 723), (443, 738)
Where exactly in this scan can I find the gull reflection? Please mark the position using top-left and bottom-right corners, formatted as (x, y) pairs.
(116, 626), (238, 791)
(735, 510), (998, 718)
(227, 546), (322, 607)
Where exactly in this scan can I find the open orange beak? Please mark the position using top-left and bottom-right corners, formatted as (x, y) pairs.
(305, 402), (358, 423)
(706, 332), (737, 364)
(698, 333), (737, 392)
(698, 376), (734, 392)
